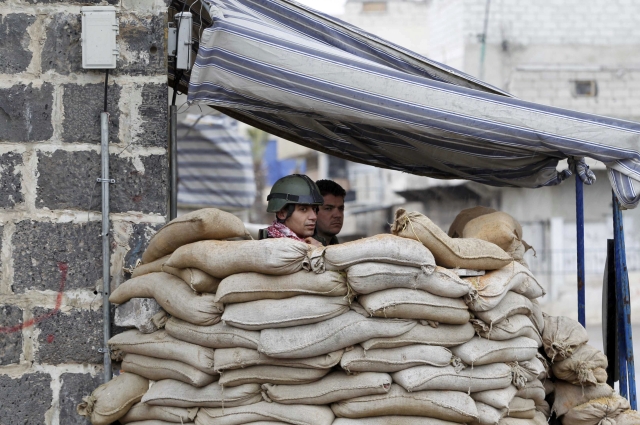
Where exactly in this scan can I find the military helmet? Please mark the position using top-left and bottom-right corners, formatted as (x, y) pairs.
(267, 174), (324, 213)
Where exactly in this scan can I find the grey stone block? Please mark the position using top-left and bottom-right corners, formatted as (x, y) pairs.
(34, 307), (103, 364)
(115, 298), (164, 333)
(42, 13), (83, 75)
(124, 222), (164, 273)
(0, 305), (23, 365)
(37, 150), (167, 214)
(0, 83), (54, 142)
(25, 0), (117, 4)
(59, 373), (102, 425)
(117, 14), (166, 76)
(12, 221), (102, 293)
(62, 83), (121, 143)
(0, 151), (24, 208)
(138, 83), (168, 147)
(0, 373), (52, 425)
(0, 14), (36, 74)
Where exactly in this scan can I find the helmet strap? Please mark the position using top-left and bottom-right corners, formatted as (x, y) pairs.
(276, 204), (296, 224)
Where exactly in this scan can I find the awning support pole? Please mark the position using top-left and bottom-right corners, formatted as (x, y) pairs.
(575, 176), (586, 327)
(169, 105), (178, 220)
(612, 191), (637, 409)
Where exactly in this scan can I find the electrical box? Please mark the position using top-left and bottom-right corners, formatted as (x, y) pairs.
(175, 12), (193, 70)
(168, 22), (177, 58)
(81, 6), (119, 69)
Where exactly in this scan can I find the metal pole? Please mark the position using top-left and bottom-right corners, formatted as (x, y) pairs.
(170, 105), (178, 220)
(479, 0), (491, 81)
(575, 176), (586, 326)
(613, 192), (637, 409)
(100, 112), (112, 383)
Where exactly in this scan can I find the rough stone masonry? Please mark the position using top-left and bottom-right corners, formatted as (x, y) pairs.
(0, 1), (169, 424)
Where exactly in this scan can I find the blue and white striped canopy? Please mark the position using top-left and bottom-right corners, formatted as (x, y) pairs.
(187, 0), (640, 208)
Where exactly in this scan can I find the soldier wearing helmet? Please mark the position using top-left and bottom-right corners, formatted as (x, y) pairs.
(260, 174), (324, 246)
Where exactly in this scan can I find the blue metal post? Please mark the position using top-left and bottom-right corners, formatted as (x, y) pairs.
(612, 192), (637, 409)
(575, 176), (586, 327)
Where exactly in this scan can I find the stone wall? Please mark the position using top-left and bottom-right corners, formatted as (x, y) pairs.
(0, 1), (168, 424)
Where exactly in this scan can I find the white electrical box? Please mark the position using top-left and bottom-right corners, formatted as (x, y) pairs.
(81, 6), (119, 69)
(175, 12), (193, 70)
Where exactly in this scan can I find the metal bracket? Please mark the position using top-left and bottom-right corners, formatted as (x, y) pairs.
(97, 347), (110, 354)
(96, 178), (116, 184)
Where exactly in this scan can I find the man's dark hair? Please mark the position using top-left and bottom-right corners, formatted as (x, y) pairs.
(316, 179), (346, 198)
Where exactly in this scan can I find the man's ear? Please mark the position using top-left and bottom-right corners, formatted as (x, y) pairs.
(276, 209), (287, 220)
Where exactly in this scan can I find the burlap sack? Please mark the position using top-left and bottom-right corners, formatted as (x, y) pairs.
(110, 273), (223, 326)
(542, 315), (589, 362)
(143, 208), (249, 263)
(222, 295), (351, 330)
(258, 310), (416, 359)
(449, 206), (498, 238)
(552, 381), (614, 417)
(470, 401), (505, 425)
(108, 330), (215, 373)
(214, 347), (343, 371)
(514, 380), (545, 405)
(120, 421), (191, 425)
(615, 409), (640, 425)
(195, 403), (335, 425)
(393, 363), (512, 393)
(215, 271), (347, 304)
(333, 417), (461, 425)
(498, 411), (547, 425)
(164, 317), (260, 349)
(165, 238), (311, 279)
(451, 337), (539, 366)
(76, 372), (149, 425)
(340, 345), (452, 373)
(361, 321), (475, 350)
(122, 353), (217, 387)
(142, 380), (261, 408)
(551, 344), (608, 386)
(465, 262), (545, 311)
(119, 403), (197, 424)
(472, 385), (518, 410)
(535, 400), (550, 418)
(219, 365), (331, 387)
(507, 397), (535, 419)
(132, 255), (220, 293)
(132, 255), (170, 277)
(562, 395), (630, 425)
(462, 212), (523, 252)
(474, 292), (543, 330)
(114, 298), (167, 334)
(392, 209), (511, 270)
(331, 384), (478, 422)
(359, 288), (470, 324)
(346, 263), (474, 299)
(262, 371), (392, 405)
(307, 234), (436, 273)
(508, 356), (548, 388)
(472, 315), (542, 347)
(543, 380), (554, 396)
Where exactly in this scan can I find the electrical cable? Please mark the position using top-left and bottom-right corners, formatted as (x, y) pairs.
(104, 69), (109, 112)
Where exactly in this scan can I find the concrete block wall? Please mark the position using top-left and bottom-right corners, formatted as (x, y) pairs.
(0, 1), (168, 424)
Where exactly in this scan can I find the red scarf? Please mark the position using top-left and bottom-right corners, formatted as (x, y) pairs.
(266, 220), (305, 242)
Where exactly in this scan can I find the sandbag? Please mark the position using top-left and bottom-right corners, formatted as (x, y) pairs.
(76, 372), (149, 425)
(114, 298), (167, 334)
(195, 403), (334, 425)
(462, 212), (523, 252)
(514, 380), (545, 406)
(543, 380), (554, 396)
(472, 385), (518, 410)
(122, 353), (217, 387)
(166, 238), (311, 279)
(308, 234), (436, 273)
(333, 417), (461, 425)
(121, 421), (189, 425)
(615, 409), (640, 425)
(471, 401), (505, 425)
(132, 255), (220, 293)
(258, 310), (416, 359)
(472, 315), (542, 347)
(542, 315), (589, 362)
(215, 271), (347, 304)
(449, 206), (498, 238)
(358, 288), (470, 324)
(331, 384), (478, 423)
(562, 395), (630, 425)
(346, 263), (474, 298)
(214, 347), (342, 372)
(498, 411), (547, 425)
(361, 321), (475, 350)
(508, 356), (547, 388)
(451, 337), (539, 366)
(143, 208), (249, 263)
(222, 295), (351, 330)
(465, 262), (545, 311)
(474, 292), (543, 330)
(219, 365), (331, 387)
(132, 255), (170, 277)
(551, 344), (608, 386)
(393, 363), (512, 393)
(341, 345), (451, 373)
(552, 381), (614, 417)
(165, 317), (260, 349)
(507, 397), (535, 419)
(108, 330), (215, 373)
(119, 404), (197, 424)
(392, 209), (511, 270)
(141, 380), (261, 408)
(110, 273), (223, 326)
(535, 400), (550, 418)
(262, 371), (391, 405)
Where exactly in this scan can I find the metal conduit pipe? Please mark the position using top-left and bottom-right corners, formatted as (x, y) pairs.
(170, 105), (178, 220)
(101, 112), (112, 383)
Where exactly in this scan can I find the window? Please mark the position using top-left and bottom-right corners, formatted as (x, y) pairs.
(362, 1), (387, 12)
(572, 80), (597, 97)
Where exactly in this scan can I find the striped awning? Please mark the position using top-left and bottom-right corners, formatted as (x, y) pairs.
(177, 114), (256, 209)
(186, 0), (640, 208)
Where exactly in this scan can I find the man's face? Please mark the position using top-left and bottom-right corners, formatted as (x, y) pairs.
(316, 194), (345, 237)
(278, 204), (318, 238)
